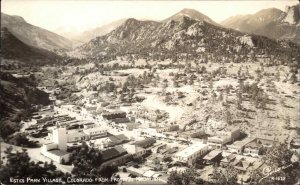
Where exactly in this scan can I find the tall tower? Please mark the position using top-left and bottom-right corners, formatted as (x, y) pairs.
(52, 127), (67, 151)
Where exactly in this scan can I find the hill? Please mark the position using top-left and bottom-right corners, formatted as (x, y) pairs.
(1, 12), (73, 51)
(76, 16), (300, 61)
(0, 72), (50, 139)
(1, 28), (61, 65)
(221, 4), (300, 44)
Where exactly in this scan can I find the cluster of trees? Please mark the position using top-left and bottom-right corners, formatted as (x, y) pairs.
(250, 143), (300, 185)
(167, 168), (204, 185)
(70, 143), (118, 179)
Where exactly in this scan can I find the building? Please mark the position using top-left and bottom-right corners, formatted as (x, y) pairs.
(173, 143), (209, 165)
(208, 127), (241, 149)
(227, 137), (255, 154)
(67, 130), (86, 143)
(41, 127), (71, 164)
(108, 134), (130, 146)
(100, 146), (131, 167)
(207, 135), (231, 149)
(156, 125), (179, 133)
(135, 138), (156, 148)
(102, 111), (126, 120)
(243, 138), (275, 157)
(179, 129), (206, 140)
(220, 154), (236, 167)
(123, 138), (156, 157)
(203, 150), (222, 164)
(83, 126), (108, 139)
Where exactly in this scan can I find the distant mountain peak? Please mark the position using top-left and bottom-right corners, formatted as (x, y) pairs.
(221, 4), (300, 44)
(163, 8), (218, 26)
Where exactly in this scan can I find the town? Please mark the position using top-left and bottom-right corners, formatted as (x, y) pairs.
(1, 1), (300, 185)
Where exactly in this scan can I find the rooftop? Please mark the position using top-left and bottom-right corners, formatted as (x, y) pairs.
(174, 143), (208, 158)
(134, 138), (156, 148)
(83, 126), (107, 134)
(101, 146), (127, 161)
(48, 149), (70, 156)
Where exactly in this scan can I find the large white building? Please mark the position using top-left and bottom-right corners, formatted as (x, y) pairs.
(83, 126), (108, 139)
(41, 127), (71, 164)
(173, 142), (209, 165)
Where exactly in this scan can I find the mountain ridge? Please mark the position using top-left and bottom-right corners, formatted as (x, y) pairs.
(75, 16), (300, 61)
(221, 4), (300, 44)
(1, 12), (73, 51)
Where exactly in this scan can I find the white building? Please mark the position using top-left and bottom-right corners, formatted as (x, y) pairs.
(41, 127), (71, 164)
(173, 142), (209, 165)
(83, 126), (108, 139)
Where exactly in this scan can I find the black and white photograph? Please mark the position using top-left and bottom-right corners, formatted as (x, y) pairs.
(0, 0), (300, 184)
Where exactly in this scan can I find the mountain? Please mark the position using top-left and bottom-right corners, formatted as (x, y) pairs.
(163, 8), (219, 26)
(221, 4), (300, 44)
(58, 19), (126, 43)
(0, 72), (50, 139)
(1, 27), (60, 64)
(1, 13), (73, 51)
(76, 16), (300, 61)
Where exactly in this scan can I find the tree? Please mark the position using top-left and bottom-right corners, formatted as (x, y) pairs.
(290, 73), (297, 84)
(70, 143), (103, 177)
(167, 171), (183, 185)
(250, 143), (300, 185)
(0, 148), (67, 183)
(167, 168), (198, 185)
(211, 165), (238, 185)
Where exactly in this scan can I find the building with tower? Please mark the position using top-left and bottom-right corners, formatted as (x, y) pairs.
(41, 127), (71, 164)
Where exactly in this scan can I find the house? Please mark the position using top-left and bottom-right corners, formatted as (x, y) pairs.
(41, 127), (71, 164)
(150, 143), (167, 154)
(123, 138), (156, 157)
(83, 126), (108, 139)
(233, 158), (253, 172)
(243, 138), (276, 157)
(207, 135), (231, 149)
(173, 143), (209, 165)
(203, 150), (223, 164)
(123, 144), (147, 157)
(227, 137), (255, 154)
(220, 154), (236, 167)
(122, 122), (140, 131)
(101, 146), (131, 167)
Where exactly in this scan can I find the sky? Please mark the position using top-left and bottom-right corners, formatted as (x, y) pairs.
(2, 0), (299, 34)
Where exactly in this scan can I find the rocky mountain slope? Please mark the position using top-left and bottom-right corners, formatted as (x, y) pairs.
(1, 13), (73, 51)
(1, 28), (61, 64)
(221, 4), (300, 44)
(0, 72), (50, 138)
(76, 14), (300, 61)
